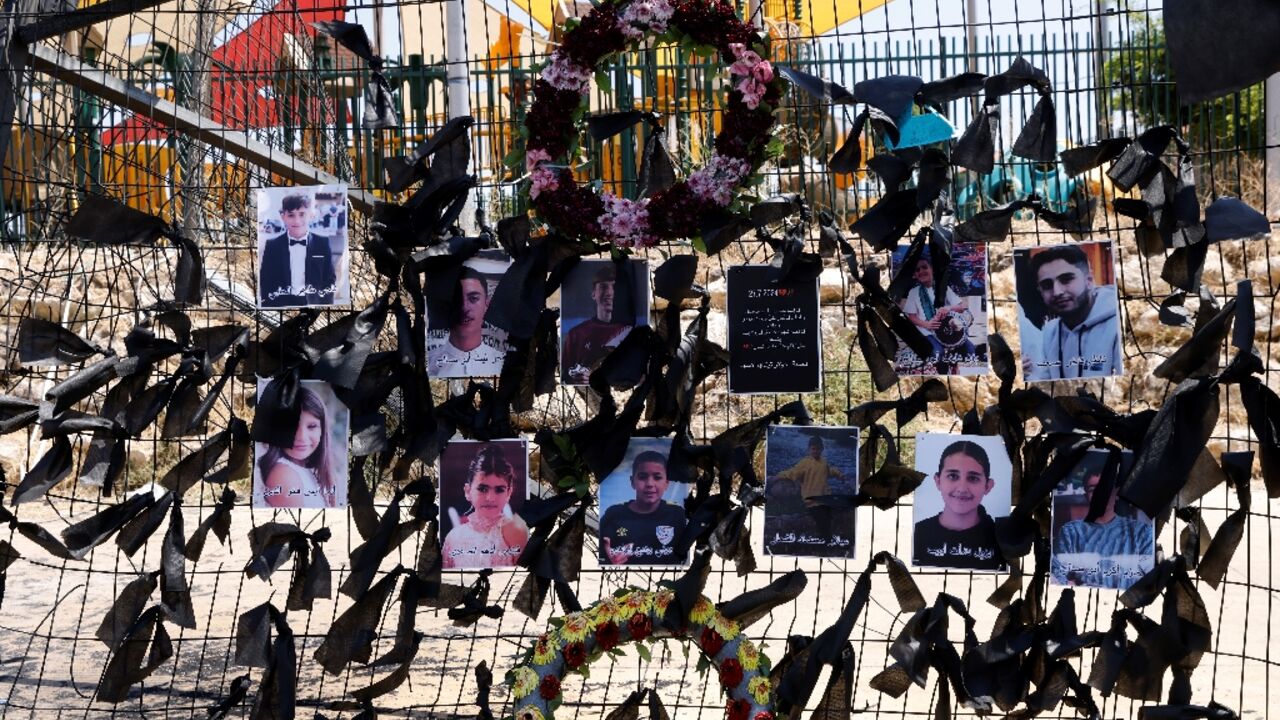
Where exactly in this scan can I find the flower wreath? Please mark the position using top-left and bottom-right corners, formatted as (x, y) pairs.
(522, 0), (785, 250)
(508, 588), (776, 720)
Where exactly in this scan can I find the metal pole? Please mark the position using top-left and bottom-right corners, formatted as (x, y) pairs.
(1094, 0), (1111, 140)
(444, 0), (474, 234)
(445, 0), (470, 119)
(749, 0), (764, 29)
(1266, 73), (1280, 219)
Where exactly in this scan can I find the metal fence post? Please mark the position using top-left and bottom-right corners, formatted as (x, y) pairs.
(1268, 73), (1280, 219)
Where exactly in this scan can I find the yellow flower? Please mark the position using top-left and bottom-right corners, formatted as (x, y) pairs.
(593, 596), (622, 624)
(532, 634), (556, 665)
(737, 639), (761, 671)
(622, 590), (654, 615)
(514, 705), (546, 720)
(561, 611), (592, 642)
(511, 666), (538, 699)
(711, 614), (740, 641)
(689, 597), (715, 625)
(748, 676), (772, 705)
(654, 589), (675, 618)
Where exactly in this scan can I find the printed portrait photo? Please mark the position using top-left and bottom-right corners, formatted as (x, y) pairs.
(255, 185), (350, 308)
(560, 259), (650, 386)
(253, 379), (350, 509)
(891, 242), (988, 376)
(438, 438), (529, 570)
(912, 433), (1012, 571)
(596, 437), (689, 567)
(426, 250), (513, 378)
(764, 425), (859, 559)
(1014, 240), (1123, 381)
(1050, 449), (1154, 590)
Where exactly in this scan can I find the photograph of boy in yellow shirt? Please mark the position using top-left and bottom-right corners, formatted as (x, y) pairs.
(763, 427), (859, 558)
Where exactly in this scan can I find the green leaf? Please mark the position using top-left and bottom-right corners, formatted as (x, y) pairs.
(636, 643), (652, 662)
(691, 235), (708, 254)
(595, 70), (612, 95)
(695, 653), (711, 676)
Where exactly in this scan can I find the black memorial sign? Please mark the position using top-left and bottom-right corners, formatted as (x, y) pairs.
(726, 265), (822, 394)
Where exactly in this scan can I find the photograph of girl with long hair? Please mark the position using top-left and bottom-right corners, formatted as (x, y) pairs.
(912, 434), (1011, 571)
(254, 381), (349, 509)
(440, 439), (529, 570)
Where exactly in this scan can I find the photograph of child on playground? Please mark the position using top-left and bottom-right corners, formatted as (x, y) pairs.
(890, 242), (988, 377)
(763, 426), (859, 558)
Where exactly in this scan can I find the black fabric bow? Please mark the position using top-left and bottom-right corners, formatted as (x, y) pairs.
(776, 552), (924, 714)
(954, 194), (1094, 242)
(244, 522), (334, 612)
(954, 56), (1055, 172)
(515, 492), (586, 619)
(312, 21), (399, 130)
(17, 316), (104, 366)
(383, 115), (474, 193)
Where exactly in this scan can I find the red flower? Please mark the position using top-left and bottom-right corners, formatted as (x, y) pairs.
(628, 612), (653, 641)
(753, 713), (774, 720)
(563, 641), (587, 669)
(595, 621), (621, 651)
(719, 658), (744, 688)
(700, 627), (725, 658)
(726, 698), (752, 720)
(539, 674), (561, 700)
(558, 4), (626, 67)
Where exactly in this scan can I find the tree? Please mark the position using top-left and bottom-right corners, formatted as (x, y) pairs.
(1103, 18), (1265, 153)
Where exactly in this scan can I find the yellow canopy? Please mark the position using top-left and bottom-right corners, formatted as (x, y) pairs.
(503, 0), (891, 38)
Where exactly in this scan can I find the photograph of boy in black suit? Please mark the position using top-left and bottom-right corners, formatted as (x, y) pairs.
(256, 186), (349, 308)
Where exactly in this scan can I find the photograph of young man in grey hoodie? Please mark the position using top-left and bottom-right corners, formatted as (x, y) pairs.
(1017, 242), (1123, 381)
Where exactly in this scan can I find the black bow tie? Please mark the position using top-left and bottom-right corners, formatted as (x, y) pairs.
(288, 237), (307, 246)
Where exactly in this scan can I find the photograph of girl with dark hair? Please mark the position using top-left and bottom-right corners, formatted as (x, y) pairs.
(439, 439), (529, 570)
(253, 380), (349, 509)
(912, 433), (1012, 571)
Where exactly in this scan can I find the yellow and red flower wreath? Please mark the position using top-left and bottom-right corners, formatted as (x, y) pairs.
(508, 588), (776, 720)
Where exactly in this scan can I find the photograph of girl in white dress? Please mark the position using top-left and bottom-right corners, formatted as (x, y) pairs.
(439, 439), (529, 570)
(253, 380), (349, 509)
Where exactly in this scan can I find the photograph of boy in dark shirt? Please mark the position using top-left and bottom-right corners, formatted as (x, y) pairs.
(598, 446), (687, 566)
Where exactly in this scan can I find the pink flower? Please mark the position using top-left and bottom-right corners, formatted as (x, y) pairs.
(526, 148), (553, 172)
(529, 166), (561, 199)
(727, 43), (773, 110)
(738, 79), (767, 109)
(620, 0), (674, 41)
(727, 43), (762, 76)
(687, 154), (751, 206)
(598, 192), (656, 248)
(542, 51), (593, 92)
(751, 61), (774, 84)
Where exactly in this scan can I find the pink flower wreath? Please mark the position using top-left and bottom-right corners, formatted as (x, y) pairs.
(507, 588), (776, 719)
(520, 0), (784, 250)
